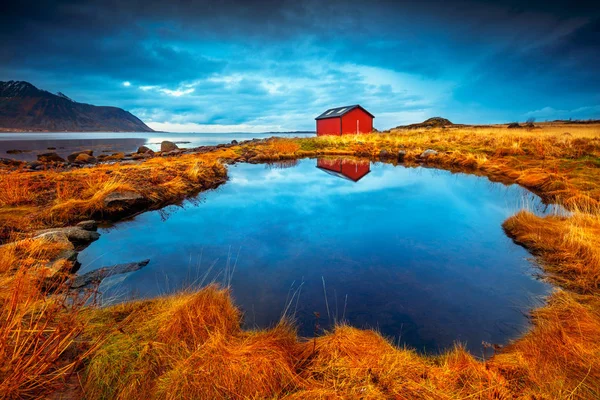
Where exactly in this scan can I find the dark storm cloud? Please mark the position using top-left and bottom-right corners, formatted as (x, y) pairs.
(1, 0), (599, 130)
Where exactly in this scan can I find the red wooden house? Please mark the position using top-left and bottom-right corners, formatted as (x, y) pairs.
(315, 105), (374, 136)
(317, 158), (371, 182)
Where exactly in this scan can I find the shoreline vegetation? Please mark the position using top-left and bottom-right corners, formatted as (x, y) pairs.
(1, 122), (600, 398)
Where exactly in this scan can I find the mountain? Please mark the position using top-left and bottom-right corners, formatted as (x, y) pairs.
(0, 81), (154, 132)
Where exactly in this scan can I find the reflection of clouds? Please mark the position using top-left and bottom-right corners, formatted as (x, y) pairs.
(222, 160), (552, 219)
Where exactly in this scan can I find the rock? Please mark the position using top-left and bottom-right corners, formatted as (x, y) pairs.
(37, 152), (65, 162)
(76, 220), (97, 231)
(137, 145), (152, 153)
(47, 147), (56, 150)
(161, 141), (178, 152)
(105, 152), (125, 161)
(0, 157), (25, 167)
(67, 150), (93, 162)
(63, 227), (100, 243)
(379, 149), (391, 159)
(39, 248), (80, 291)
(103, 191), (145, 209)
(507, 122), (521, 129)
(7, 149), (29, 154)
(231, 140), (238, 145)
(27, 161), (42, 169)
(133, 152), (153, 160)
(70, 259), (150, 289)
(74, 153), (97, 164)
(55, 249), (79, 264)
(420, 149), (438, 158)
(397, 150), (407, 162)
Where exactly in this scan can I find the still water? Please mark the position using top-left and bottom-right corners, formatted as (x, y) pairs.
(0, 131), (314, 161)
(78, 158), (552, 353)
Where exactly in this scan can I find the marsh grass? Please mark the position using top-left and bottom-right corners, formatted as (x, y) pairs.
(0, 236), (108, 399)
(0, 151), (231, 242)
(2, 122), (600, 398)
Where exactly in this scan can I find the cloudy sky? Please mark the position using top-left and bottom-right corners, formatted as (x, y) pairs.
(1, 0), (599, 132)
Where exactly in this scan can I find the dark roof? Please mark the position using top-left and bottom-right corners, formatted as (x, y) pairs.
(315, 104), (375, 120)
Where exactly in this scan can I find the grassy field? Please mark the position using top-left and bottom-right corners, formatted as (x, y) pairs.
(1, 121), (600, 398)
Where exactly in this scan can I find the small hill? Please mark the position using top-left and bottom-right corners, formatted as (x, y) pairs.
(0, 81), (153, 132)
(394, 117), (453, 130)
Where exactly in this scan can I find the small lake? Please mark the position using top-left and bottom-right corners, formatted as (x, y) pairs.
(78, 158), (552, 354)
(0, 131), (315, 161)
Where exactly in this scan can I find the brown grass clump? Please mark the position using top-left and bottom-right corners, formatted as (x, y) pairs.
(156, 325), (301, 399)
(491, 291), (600, 399)
(504, 211), (600, 293)
(157, 284), (242, 346)
(0, 172), (38, 207)
(0, 236), (98, 399)
(297, 325), (429, 398)
(83, 285), (302, 399)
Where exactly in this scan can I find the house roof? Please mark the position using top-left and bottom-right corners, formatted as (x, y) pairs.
(317, 166), (371, 182)
(315, 104), (375, 120)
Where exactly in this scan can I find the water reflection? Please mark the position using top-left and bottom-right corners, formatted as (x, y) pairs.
(317, 157), (371, 182)
(78, 158), (551, 354)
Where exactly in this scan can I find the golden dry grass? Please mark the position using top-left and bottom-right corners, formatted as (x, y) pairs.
(82, 286), (302, 399)
(0, 236), (100, 399)
(1, 122), (600, 398)
(0, 149), (232, 241)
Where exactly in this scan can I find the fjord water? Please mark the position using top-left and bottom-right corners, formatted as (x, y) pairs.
(78, 158), (551, 353)
(0, 131), (314, 161)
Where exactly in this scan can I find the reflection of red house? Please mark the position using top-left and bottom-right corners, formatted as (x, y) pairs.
(317, 158), (371, 182)
(315, 105), (374, 136)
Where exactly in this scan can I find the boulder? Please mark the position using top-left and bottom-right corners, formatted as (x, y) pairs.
(7, 149), (28, 154)
(161, 141), (178, 152)
(64, 227), (100, 243)
(56, 249), (79, 263)
(161, 150), (182, 157)
(37, 152), (65, 162)
(26, 161), (42, 169)
(34, 226), (99, 245)
(105, 152), (125, 161)
(67, 150), (94, 162)
(40, 248), (80, 290)
(137, 145), (152, 154)
(231, 140), (238, 145)
(74, 153), (97, 164)
(397, 150), (407, 162)
(103, 191), (145, 209)
(420, 149), (438, 159)
(379, 149), (392, 159)
(507, 122), (521, 129)
(76, 220), (98, 231)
